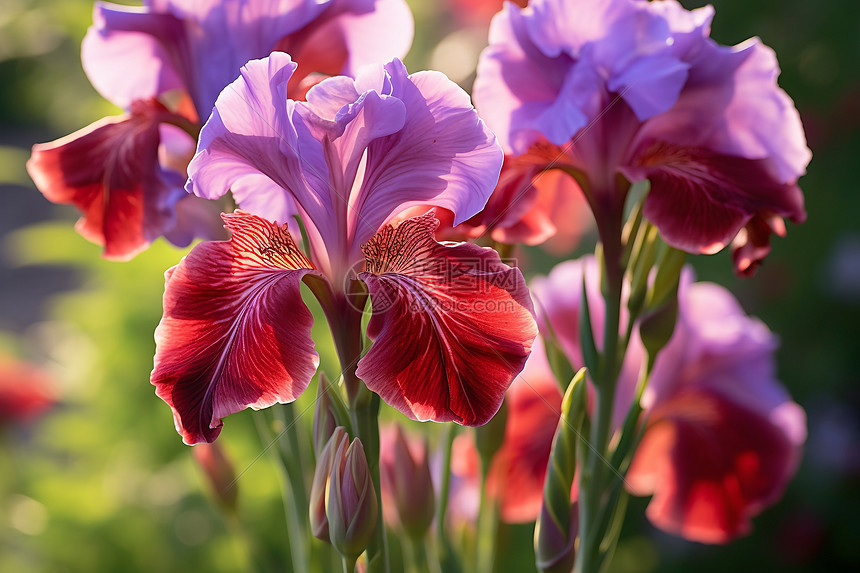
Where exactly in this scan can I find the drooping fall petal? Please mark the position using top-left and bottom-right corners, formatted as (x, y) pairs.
(356, 213), (537, 426)
(631, 141), (806, 255)
(26, 99), (180, 261)
(152, 211), (320, 444)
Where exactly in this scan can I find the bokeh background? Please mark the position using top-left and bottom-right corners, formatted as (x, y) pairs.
(1, 0), (858, 571)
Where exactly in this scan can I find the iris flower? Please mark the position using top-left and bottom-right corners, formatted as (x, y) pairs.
(27, 0), (413, 260)
(531, 257), (806, 543)
(473, 0), (810, 274)
(151, 54), (537, 444)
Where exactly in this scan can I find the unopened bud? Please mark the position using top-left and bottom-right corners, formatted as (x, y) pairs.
(310, 426), (348, 541)
(327, 436), (379, 560)
(313, 373), (339, 453)
(192, 442), (238, 514)
(381, 424), (435, 539)
(535, 503), (578, 573)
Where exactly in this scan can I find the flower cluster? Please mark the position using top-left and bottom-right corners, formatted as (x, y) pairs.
(25, 0), (811, 571)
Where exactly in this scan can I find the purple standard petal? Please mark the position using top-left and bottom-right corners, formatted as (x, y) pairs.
(158, 0), (334, 112)
(637, 38), (810, 183)
(474, 3), (589, 153)
(187, 53), (312, 226)
(342, 59), (503, 252)
(190, 54), (502, 279)
(82, 2), (185, 108)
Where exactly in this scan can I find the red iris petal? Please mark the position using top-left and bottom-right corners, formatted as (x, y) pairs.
(627, 388), (801, 543)
(634, 141), (805, 255)
(27, 99), (176, 260)
(152, 211), (319, 444)
(356, 212), (537, 426)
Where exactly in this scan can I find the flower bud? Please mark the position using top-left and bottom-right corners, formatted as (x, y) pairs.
(380, 424), (435, 539)
(313, 373), (339, 453)
(327, 436), (379, 560)
(310, 426), (348, 541)
(192, 442), (238, 514)
(535, 503), (578, 573)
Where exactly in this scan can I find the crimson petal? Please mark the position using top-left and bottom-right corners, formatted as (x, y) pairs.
(627, 388), (803, 543)
(356, 212), (537, 426)
(27, 98), (177, 260)
(152, 211), (320, 444)
(631, 140), (805, 255)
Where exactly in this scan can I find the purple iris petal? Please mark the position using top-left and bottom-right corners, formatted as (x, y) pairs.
(188, 54), (503, 278)
(473, 0), (810, 266)
(82, 2), (185, 109)
(82, 0), (413, 115)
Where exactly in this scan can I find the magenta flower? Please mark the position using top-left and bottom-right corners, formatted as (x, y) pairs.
(152, 54), (537, 444)
(625, 278), (806, 544)
(531, 257), (806, 543)
(27, 0), (413, 260)
(473, 0), (810, 274)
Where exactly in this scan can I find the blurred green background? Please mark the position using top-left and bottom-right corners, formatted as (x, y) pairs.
(1, 0), (858, 571)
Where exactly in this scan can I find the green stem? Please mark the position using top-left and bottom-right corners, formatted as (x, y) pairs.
(577, 190), (626, 573)
(407, 536), (431, 573)
(475, 472), (499, 573)
(343, 556), (357, 573)
(351, 387), (388, 573)
(435, 424), (463, 573)
(436, 424), (457, 538)
(254, 414), (305, 573)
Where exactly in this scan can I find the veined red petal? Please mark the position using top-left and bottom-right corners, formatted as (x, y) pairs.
(152, 211), (319, 444)
(631, 141), (805, 255)
(356, 212), (537, 426)
(26, 99), (175, 260)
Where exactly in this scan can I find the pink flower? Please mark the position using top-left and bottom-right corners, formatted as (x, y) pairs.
(27, 0), (413, 260)
(152, 54), (537, 444)
(531, 257), (806, 543)
(473, 0), (810, 273)
(0, 353), (55, 425)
